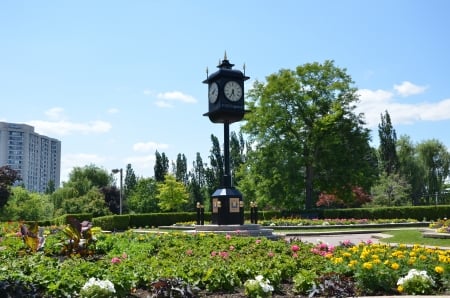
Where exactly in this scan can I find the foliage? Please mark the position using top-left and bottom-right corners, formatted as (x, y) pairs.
(124, 163), (137, 198)
(60, 217), (96, 257)
(154, 150), (169, 182)
(241, 60), (377, 210)
(292, 268), (317, 295)
(1, 186), (53, 221)
(397, 269), (436, 295)
(378, 110), (399, 175)
(127, 177), (160, 213)
(157, 174), (189, 212)
(369, 171), (411, 206)
(20, 222), (45, 253)
(0, 223), (449, 296)
(63, 164), (112, 195)
(0, 165), (21, 209)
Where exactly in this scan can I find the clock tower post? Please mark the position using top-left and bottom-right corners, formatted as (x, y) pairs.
(203, 53), (249, 225)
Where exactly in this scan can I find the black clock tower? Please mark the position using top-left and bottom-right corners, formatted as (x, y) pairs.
(203, 54), (249, 225)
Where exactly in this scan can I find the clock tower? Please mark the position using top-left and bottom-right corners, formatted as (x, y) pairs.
(203, 53), (249, 123)
(203, 54), (249, 225)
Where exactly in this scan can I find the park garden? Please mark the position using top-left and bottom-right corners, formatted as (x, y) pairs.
(0, 215), (449, 297)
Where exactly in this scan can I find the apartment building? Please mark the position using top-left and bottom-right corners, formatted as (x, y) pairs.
(0, 122), (61, 192)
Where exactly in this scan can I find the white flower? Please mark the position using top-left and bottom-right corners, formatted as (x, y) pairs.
(82, 277), (116, 293)
(397, 269), (434, 286)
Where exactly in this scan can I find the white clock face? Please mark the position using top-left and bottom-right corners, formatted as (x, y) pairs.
(224, 81), (242, 102)
(208, 82), (219, 103)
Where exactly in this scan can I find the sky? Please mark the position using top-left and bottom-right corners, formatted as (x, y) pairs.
(1, 1), (450, 184)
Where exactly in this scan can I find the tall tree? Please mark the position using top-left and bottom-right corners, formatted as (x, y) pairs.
(417, 139), (450, 204)
(230, 131), (246, 186)
(174, 153), (188, 185)
(378, 110), (399, 175)
(0, 165), (21, 208)
(154, 150), (169, 182)
(397, 135), (425, 205)
(157, 174), (189, 211)
(209, 134), (224, 187)
(64, 164), (111, 196)
(188, 153), (207, 207)
(124, 163), (137, 198)
(242, 60), (376, 209)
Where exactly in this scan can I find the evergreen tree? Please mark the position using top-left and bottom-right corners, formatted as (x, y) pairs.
(209, 134), (224, 187)
(154, 150), (169, 182)
(124, 163), (137, 198)
(378, 110), (399, 175)
(174, 153), (188, 185)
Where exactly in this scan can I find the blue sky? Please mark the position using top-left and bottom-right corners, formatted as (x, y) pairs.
(1, 1), (450, 183)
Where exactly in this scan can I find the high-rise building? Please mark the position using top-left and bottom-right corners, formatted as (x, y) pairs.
(0, 122), (61, 193)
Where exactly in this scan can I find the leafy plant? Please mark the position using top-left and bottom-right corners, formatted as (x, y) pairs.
(150, 277), (197, 298)
(313, 272), (356, 297)
(20, 222), (45, 253)
(292, 268), (317, 295)
(60, 217), (95, 257)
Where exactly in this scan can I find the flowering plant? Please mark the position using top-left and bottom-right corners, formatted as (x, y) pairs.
(79, 277), (116, 298)
(397, 269), (435, 295)
(244, 275), (274, 298)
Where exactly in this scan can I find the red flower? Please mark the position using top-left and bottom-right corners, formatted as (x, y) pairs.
(291, 244), (300, 252)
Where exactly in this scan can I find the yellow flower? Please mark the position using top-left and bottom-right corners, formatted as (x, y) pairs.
(391, 262), (399, 270)
(333, 257), (344, 264)
(363, 262), (373, 270)
(397, 285), (404, 293)
(435, 266), (444, 274)
(343, 252), (352, 258)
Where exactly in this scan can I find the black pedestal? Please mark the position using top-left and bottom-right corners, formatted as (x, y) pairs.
(211, 187), (244, 225)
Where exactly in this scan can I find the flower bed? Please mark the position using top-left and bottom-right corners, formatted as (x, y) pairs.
(0, 221), (449, 297)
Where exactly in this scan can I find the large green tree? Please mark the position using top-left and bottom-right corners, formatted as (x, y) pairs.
(241, 60), (377, 210)
(396, 135), (425, 205)
(417, 139), (450, 204)
(209, 134), (224, 187)
(124, 163), (137, 198)
(378, 110), (399, 175)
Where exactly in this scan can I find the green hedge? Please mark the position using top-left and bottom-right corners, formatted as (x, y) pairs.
(321, 205), (450, 221)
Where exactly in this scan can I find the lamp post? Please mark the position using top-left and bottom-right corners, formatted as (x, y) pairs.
(112, 168), (123, 215)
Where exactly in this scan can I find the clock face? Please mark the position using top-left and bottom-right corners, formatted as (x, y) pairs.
(208, 82), (219, 103)
(224, 81), (242, 102)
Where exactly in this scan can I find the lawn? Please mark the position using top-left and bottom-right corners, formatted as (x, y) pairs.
(380, 229), (450, 247)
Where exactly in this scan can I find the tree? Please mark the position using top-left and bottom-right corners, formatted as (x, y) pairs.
(397, 135), (425, 205)
(0, 165), (21, 209)
(157, 174), (189, 211)
(378, 110), (399, 175)
(127, 178), (159, 213)
(154, 150), (169, 182)
(417, 139), (450, 204)
(242, 60), (376, 210)
(369, 172), (411, 206)
(124, 163), (137, 198)
(64, 164), (112, 196)
(0, 187), (53, 221)
(187, 153), (207, 210)
(209, 134), (224, 187)
(230, 131), (246, 186)
(174, 153), (188, 185)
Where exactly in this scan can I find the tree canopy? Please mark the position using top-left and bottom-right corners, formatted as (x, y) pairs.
(240, 60), (377, 210)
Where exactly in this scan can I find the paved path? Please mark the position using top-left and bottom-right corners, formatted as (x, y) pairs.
(284, 232), (390, 246)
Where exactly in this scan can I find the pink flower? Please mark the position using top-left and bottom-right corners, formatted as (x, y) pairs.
(122, 252), (128, 259)
(255, 239), (261, 244)
(111, 257), (121, 264)
(210, 251), (217, 257)
(292, 253), (298, 258)
(291, 244), (300, 252)
(219, 251), (229, 259)
(186, 249), (193, 256)
(268, 251), (274, 257)
(366, 239), (373, 245)
(229, 245), (235, 251)
(225, 234), (231, 240)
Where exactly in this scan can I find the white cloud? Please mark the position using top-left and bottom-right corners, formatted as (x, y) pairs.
(45, 107), (66, 121)
(155, 100), (173, 108)
(133, 141), (169, 152)
(156, 91), (197, 104)
(394, 81), (428, 97)
(28, 120), (112, 136)
(356, 85), (450, 128)
(107, 108), (119, 114)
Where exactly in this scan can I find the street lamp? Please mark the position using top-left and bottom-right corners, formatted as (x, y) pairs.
(111, 168), (123, 215)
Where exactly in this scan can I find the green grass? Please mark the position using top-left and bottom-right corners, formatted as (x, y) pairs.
(380, 229), (450, 247)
